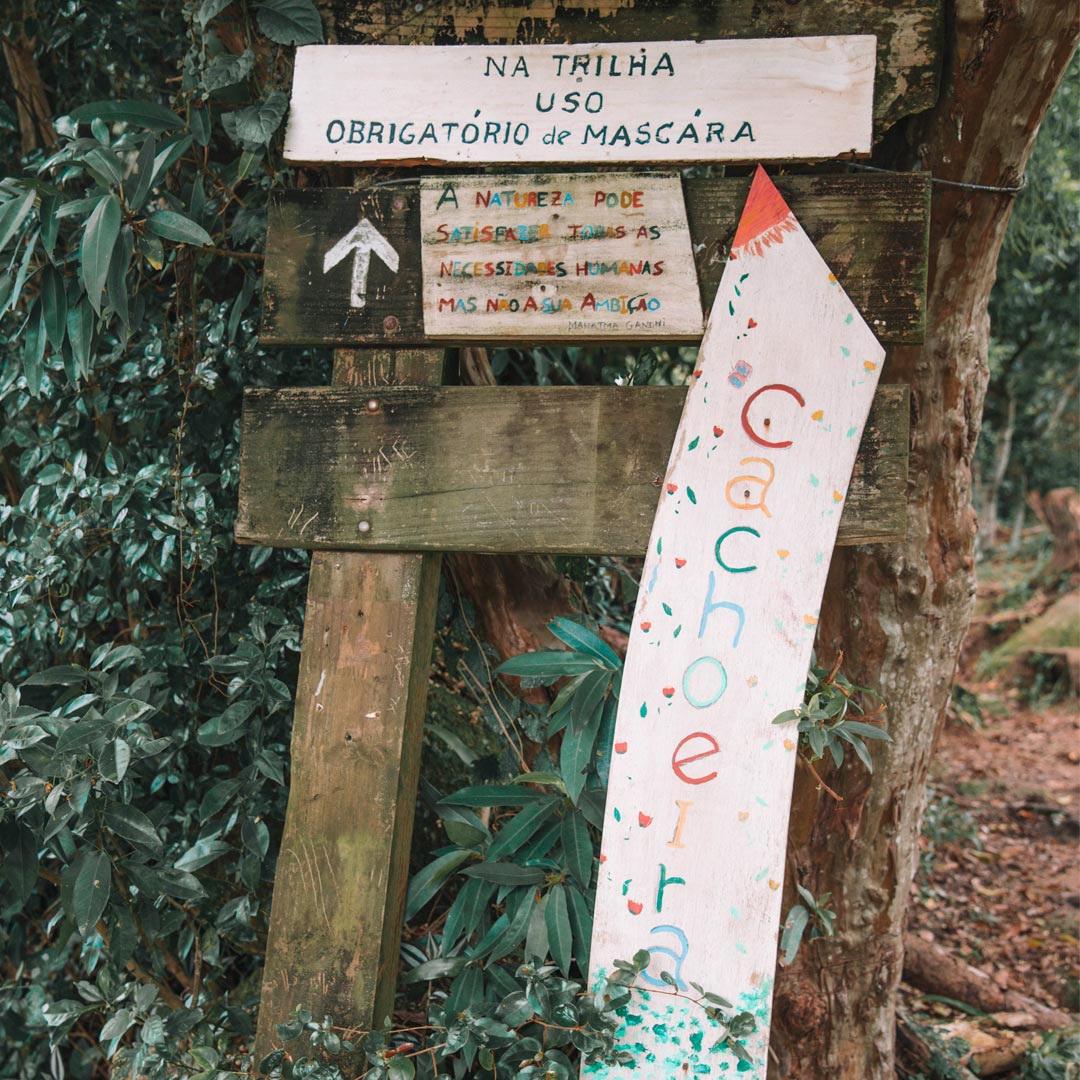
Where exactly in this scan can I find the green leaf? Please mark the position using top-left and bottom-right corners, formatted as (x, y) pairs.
(404, 848), (471, 921)
(254, 0), (324, 44)
(174, 838), (231, 872)
(150, 134), (194, 186)
(22, 311), (44, 397)
(145, 210), (212, 247)
(485, 798), (559, 862)
(387, 1055), (415, 1080)
(40, 265), (66, 349)
(460, 863), (545, 886)
(564, 885), (592, 972)
(568, 669), (609, 734)
(104, 804), (162, 853)
(545, 884), (572, 976)
(559, 811), (593, 888)
(402, 956), (469, 984)
(71, 100), (182, 131)
(197, 700), (256, 746)
(73, 850), (111, 936)
(837, 720), (892, 741)
(221, 91), (288, 149)
(99, 737), (132, 783)
(525, 891), (550, 963)
(442, 875), (496, 953)
(0, 188), (36, 253)
(81, 194), (121, 312)
(440, 784), (555, 808)
(548, 617), (622, 669)
(781, 903), (811, 965)
(483, 887), (534, 964)
(496, 650), (605, 679)
(0, 822), (38, 904)
(560, 691), (605, 804)
(202, 49), (255, 94)
(66, 298), (94, 376)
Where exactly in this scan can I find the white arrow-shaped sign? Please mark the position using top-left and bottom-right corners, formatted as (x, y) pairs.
(322, 217), (399, 309)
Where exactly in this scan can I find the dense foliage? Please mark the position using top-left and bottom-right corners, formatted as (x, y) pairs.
(976, 56), (1079, 538)
(0, 2), (328, 1075)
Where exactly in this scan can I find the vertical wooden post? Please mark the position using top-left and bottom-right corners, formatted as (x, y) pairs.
(254, 348), (445, 1061)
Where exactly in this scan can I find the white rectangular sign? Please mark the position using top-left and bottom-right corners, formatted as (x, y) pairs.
(585, 167), (885, 1076)
(418, 172), (704, 339)
(284, 37), (876, 165)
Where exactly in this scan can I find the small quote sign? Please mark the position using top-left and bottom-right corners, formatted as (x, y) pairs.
(419, 172), (703, 340)
(284, 37), (876, 165)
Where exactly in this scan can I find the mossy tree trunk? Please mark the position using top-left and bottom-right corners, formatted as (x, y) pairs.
(770, 5), (1078, 1077)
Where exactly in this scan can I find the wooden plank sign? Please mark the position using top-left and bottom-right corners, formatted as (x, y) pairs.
(419, 173), (703, 339)
(283, 38), (876, 165)
(259, 173), (932, 348)
(585, 168), (885, 1076)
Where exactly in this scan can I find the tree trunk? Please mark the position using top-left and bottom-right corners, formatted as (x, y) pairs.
(769, 5), (1078, 1078)
(1, 3), (57, 155)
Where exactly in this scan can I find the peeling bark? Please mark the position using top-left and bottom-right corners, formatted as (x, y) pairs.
(770, 4), (1079, 1077)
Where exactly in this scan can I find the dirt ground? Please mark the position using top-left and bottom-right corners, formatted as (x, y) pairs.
(899, 546), (1079, 1073)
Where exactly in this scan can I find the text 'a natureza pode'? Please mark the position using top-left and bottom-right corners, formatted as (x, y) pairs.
(419, 173), (703, 339)
(284, 37), (876, 165)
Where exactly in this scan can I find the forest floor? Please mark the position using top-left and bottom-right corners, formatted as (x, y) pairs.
(897, 539), (1079, 1076)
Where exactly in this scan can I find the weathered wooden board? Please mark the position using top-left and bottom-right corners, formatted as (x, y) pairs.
(325, 0), (943, 135)
(284, 38), (875, 165)
(235, 383), (908, 553)
(419, 173), (703, 339)
(261, 172), (930, 346)
(254, 349), (444, 1062)
(584, 168), (885, 1077)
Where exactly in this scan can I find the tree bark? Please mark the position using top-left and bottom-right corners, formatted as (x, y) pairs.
(1, 3), (57, 155)
(770, 5), (1079, 1078)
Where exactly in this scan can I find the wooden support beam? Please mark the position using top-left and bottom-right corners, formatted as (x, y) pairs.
(236, 383), (909, 554)
(260, 172), (930, 347)
(254, 349), (445, 1062)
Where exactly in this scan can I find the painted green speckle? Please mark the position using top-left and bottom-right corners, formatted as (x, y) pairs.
(640, 701), (647, 718)
(688, 436), (700, 451)
(728, 301), (735, 316)
(755, 796), (768, 807)
(845, 312), (853, 324)
(846, 425), (858, 437)
(687, 486), (697, 504)
(662, 603), (673, 616)
(762, 740), (774, 751)
(657, 537), (662, 554)
(730, 906), (740, 920)
(809, 474), (820, 488)
(613, 807), (621, 822)
(653, 1023), (669, 1039)
(840, 346), (850, 357)
(621, 879), (632, 896)
(690, 1031), (704, 1052)
(674, 625), (682, 638)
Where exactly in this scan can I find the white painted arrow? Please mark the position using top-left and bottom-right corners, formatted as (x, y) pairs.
(322, 217), (399, 309)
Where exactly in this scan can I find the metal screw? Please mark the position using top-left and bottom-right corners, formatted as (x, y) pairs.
(383, 314), (400, 333)
(365, 398), (380, 413)
(358, 520), (372, 534)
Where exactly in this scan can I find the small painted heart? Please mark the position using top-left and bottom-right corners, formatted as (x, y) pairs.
(674, 558), (687, 568)
(713, 426), (724, 437)
(747, 318), (758, 328)
(638, 812), (653, 827)
(662, 687), (675, 698)
(666, 483), (678, 494)
(640, 621), (652, 632)
(627, 900), (643, 915)
(614, 741), (628, 754)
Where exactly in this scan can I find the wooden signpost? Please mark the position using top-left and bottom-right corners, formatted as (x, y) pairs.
(284, 38), (876, 165)
(240, 17), (936, 1070)
(585, 166), (884, 1076)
